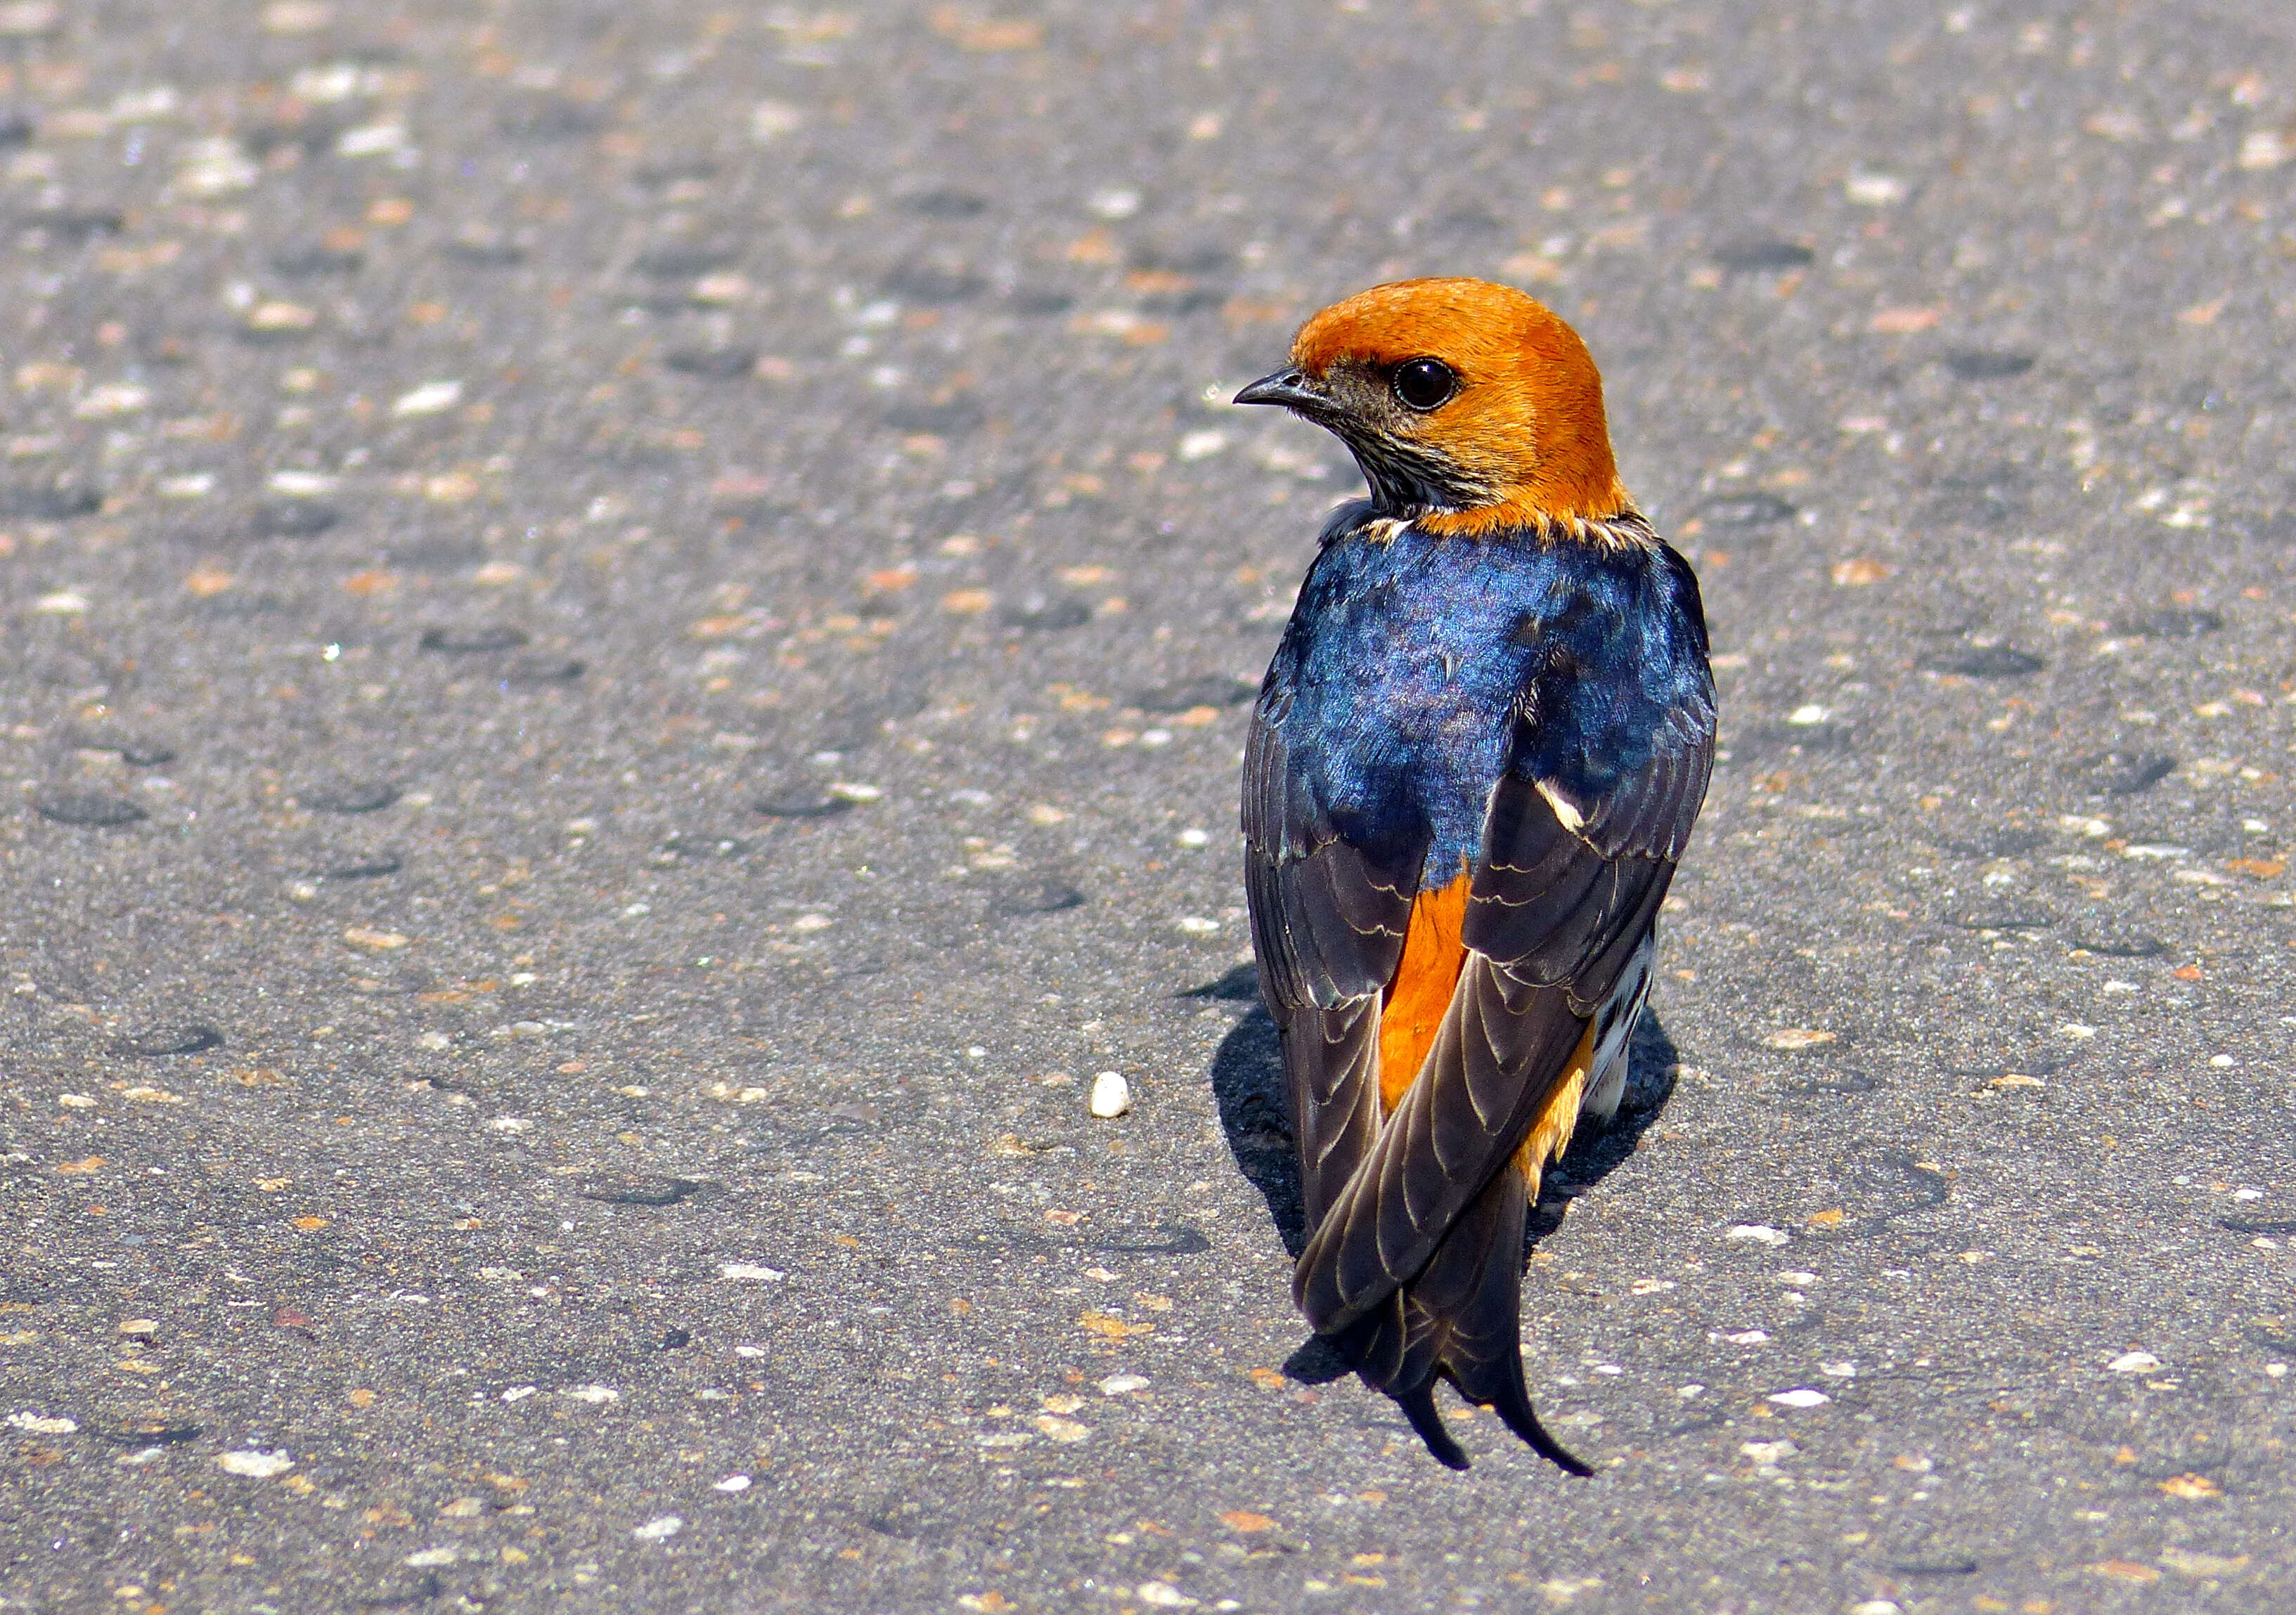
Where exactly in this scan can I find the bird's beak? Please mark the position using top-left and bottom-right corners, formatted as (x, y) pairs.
(1234, 368), (1323, 410)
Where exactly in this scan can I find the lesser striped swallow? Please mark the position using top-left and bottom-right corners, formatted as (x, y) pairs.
(1235, 278), (1715, 1473)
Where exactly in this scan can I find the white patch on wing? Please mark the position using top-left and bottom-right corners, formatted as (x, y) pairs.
(1536, 779), (1588, 834)
(1580, 927), (1656, 1125)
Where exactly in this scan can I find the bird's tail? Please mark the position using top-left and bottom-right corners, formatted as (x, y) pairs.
(1327, 1162), (1592, 1475)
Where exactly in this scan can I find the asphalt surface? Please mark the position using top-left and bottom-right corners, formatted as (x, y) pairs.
(4, 1), (2296, 1611)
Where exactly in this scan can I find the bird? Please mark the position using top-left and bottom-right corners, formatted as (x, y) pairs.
(1234, 278), (1715, 1474)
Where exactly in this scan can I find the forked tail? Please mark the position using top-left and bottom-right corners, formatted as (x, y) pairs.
(1326, 1163), (1592, 1475)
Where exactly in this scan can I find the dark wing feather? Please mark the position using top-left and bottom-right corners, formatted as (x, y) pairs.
(1242, 694), (1422, 1228)
(1295, 947), (1586, 1330)
(1295, 718), (1711, 1336)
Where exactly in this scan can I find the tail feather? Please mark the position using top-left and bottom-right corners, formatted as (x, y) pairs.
(1324, 1162), (1590, 1475)
(1395, 1384), (1469, 1472)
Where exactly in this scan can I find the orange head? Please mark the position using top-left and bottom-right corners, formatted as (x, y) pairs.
(1234, 278), (1628, 536)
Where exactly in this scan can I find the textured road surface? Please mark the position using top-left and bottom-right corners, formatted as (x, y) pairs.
(4, 1), (2296, 1611)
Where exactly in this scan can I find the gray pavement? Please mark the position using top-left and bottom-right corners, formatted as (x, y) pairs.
(4, 1), (2295, 1611)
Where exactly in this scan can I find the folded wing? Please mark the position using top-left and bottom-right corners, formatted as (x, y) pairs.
(1293, 727), (1710, 1337)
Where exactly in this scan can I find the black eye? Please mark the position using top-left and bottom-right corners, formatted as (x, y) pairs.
(1392, 357), (1456, 411)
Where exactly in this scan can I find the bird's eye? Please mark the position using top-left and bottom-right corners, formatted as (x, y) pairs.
(1392, 357), (1457, 411)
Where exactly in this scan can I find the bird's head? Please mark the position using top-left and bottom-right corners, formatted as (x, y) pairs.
(1234, 277), (1627, 537)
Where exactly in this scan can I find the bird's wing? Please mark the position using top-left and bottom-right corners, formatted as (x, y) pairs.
(1241, 682), (1423, 1231)
(1293, 701), (1714, 1335)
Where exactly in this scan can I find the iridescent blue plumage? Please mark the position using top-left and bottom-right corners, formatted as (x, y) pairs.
(1258, 500), (1713, 890)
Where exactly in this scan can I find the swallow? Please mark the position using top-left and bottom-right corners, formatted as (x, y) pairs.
(1235, 278), (1715, 1473)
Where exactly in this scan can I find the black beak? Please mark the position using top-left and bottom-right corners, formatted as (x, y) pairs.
(1234, 368), (1323, 410)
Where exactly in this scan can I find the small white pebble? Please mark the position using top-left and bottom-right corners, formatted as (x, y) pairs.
(714, 1474), (751, 1492)
(1139, 727), (1173, 747)
(1178, 828), (1210, 847)
(403, 1547), (457, 1567)
(337, 122), (413, 159)
(1845, 171), (1907, 206)
(751, 100), (802, 141)
(2266, 1363), (2288, 1378)
(1677, 1384), (1704, 1399)
(557, 1385), (619, 1404)
(214, 1449), (295, 1477)
(1178, 429), (1227, 461)
(790, 914), (832, 932)
(1768, 1387), (1830, 1409)
(73, 384), (150, 419)
(1785, 704), (1829, 725)
(56, 1094), (96, 1109)
(390, 379), (463, 417)
(2108, 1351), (2160, 1373)
(718, 1264), (786, 1283)
(6, 1411), (77, 1434)
(1099, 1374), (1150, 1396)
(1089, 1071), (1133, 1119)
(1726, 1224), (1790, 1247)
(1175, 916), (1220, 935)
(501, 1386), (536, 1402)
(2238, 130), (2290, 170)
(1088, 186), (1142, 220)
(632, 1515), (683, 1541)
(2210, 1054), (2236, 1068)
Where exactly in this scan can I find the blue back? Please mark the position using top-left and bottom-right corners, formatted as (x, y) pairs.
(1258, 507), (1714, 888)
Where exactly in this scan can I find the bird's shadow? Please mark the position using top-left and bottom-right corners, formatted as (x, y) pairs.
(1203, 964), (1682, 1264)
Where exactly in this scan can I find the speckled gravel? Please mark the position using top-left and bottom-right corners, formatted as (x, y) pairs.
(4, 3), (2296, 1613)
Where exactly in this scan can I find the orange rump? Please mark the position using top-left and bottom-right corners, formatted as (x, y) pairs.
(1378, 874), (1472, 1112)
